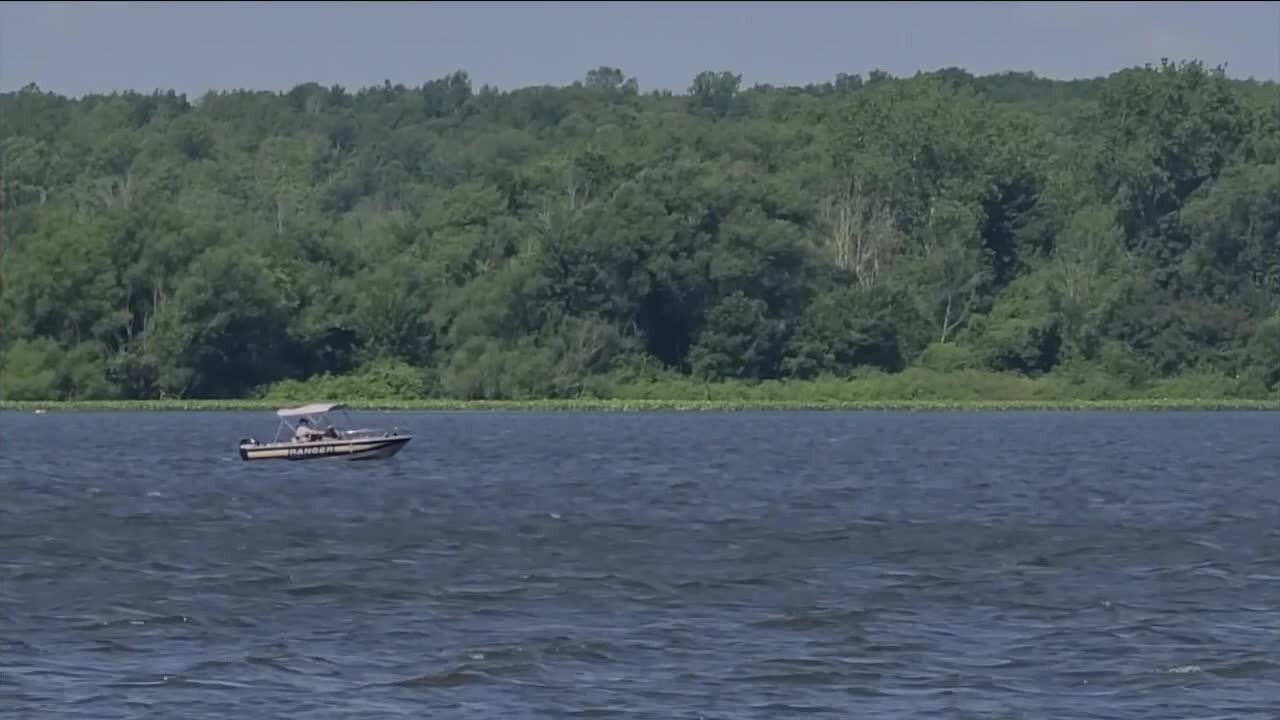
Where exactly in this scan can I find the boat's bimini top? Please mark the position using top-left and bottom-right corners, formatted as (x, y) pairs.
(277, 402), (346, 419)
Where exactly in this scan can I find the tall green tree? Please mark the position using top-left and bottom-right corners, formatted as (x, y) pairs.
(0, 60), (1276, 400)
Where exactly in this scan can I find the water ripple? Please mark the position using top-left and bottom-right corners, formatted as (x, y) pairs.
(2, 409), (1280, 717)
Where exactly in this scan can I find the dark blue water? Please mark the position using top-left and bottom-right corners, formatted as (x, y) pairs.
(2, 409), (1279, 718)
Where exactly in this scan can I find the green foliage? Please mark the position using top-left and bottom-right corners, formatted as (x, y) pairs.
(969, 270), (1062, 374)
(0, 339), (59, 400)
(783, 286), (908, 377)
(1246, 314), (1280, 390)
(0, 61), (1278, 401)
(917, 343), (979, 373)
(260, 357), (434, 401)
(689, 291), (782, 381)
(0, 338), (118, 400)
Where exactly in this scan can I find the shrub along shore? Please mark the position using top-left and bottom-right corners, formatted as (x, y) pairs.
(4, 399), (1280, 412)
(4, 368), (1279, 412)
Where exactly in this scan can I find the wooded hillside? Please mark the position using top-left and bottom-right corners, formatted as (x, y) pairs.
(1, 61), (1278, 401)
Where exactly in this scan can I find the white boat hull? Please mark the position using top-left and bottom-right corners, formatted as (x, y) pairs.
(239, 433), (411, 462)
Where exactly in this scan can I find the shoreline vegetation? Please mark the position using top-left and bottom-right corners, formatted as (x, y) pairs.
(8, 400), (1280, 413)
(5, 368), (1280, 412)
(2, 62), (1280, 407)
(7, 399), (1280, 412)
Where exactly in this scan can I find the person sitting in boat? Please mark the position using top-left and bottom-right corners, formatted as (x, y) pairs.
(293, 417), (327, 442)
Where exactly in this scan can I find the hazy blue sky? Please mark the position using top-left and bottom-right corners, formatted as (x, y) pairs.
(1, 1), (1277, 97)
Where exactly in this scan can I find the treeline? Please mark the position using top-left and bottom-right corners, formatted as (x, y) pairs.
(1, 61), (1278, 401)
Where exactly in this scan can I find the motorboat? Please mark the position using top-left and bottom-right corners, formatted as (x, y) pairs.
(238, 402), (411, 462)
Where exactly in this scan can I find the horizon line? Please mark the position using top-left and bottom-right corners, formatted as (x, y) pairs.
(1, 57), (1275, 101)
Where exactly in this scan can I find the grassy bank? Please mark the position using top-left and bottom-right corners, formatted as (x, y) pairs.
(5, 367), (1280, 412)
(5, 398), (1280, 413)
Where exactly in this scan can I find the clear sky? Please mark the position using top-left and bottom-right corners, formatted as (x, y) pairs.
(1, 1), (1277, 98)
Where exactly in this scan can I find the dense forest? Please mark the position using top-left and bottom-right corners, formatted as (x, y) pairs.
(1, 60), (1278, 402)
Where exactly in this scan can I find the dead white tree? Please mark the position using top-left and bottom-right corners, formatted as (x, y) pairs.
(816, 175), (898, 288)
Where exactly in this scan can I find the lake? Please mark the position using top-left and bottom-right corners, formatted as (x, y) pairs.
(2, 409), (1278, 718)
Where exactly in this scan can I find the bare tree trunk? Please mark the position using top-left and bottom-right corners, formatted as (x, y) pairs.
(566, 173), (590, 211)
(940, 295), (953, 344)
(818, 175), (898, 288)
(553, 319), (609, 395)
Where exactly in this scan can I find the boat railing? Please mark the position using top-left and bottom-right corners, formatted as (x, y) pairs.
(340, 426), (404, 439)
